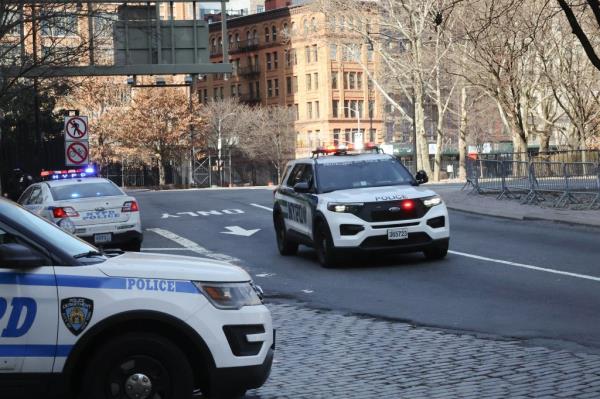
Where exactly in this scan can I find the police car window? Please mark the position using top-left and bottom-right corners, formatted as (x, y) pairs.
(18, 186), (34, 204)
(0, 200), (102, 264)
(28, 187), (43, 205)
(286, 165), (306, 187)
(50, 182), (124, 201)
(316, 158), (414, 193)
(300, 165), (314, 188)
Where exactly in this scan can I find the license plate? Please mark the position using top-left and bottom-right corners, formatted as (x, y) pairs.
(82, 210), (120, 221)
(94, 233), (112, 244)
(387, 228), (409, 240)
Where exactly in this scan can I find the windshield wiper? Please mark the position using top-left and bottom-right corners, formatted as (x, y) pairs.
(74, 250), (105, 259)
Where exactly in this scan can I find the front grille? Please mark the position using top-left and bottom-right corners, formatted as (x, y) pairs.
(223, 325), (265, 356)
(360, 232), (432, 249)
(355, 200), (430, 222)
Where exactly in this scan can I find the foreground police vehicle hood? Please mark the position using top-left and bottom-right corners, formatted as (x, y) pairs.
(273, 146), (450, 267)
(0, 198), (274, 399)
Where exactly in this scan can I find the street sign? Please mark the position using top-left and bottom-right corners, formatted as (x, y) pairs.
(65, 141), (90, 166)
(64, 116), (89, 141)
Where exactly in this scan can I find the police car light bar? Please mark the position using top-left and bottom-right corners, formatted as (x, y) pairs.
(312, 143), (382, 157)
(40, 166), (97, 180)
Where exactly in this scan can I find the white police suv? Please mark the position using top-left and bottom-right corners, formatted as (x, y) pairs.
(0, 197), (274, 399)
(273, 146), (450, 267)
(18, 168), (143, 252)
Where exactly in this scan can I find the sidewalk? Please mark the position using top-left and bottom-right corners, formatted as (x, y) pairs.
(432, 185), (600, 228)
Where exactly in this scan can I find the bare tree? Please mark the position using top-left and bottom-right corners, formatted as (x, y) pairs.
(243, 106), (296, 183)
(556, 0), (600, 71)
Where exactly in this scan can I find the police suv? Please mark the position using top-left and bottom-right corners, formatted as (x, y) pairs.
(18, 167), (143, 252)
(0, 198), (274, 399)
(273, 146), (450, 267)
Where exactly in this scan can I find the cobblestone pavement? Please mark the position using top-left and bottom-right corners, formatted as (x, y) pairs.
(246, 302), (600, 399)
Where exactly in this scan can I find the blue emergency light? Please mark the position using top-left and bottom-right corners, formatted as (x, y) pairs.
(40, 166), (97, 181)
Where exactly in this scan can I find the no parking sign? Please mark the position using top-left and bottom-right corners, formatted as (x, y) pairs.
(64, 115), (91, 166)
(65, 141), (90, 166)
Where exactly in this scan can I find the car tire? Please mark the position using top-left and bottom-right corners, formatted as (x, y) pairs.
(315, 221), (339, 268)
(423, 245), (449, 260)
(274, 213), (298, 256)
(79, 333), (194, 399)
(121, 239), (142, 252)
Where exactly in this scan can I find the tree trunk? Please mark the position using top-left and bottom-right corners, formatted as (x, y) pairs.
(433, 125), (443, 182)
(157, 156), (166, 186)
(413, 35), (432, 176)
(458, 86), (468, 180)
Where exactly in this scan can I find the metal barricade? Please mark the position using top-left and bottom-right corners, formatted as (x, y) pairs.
(524, 161), (566, 206)
(498, 161), (530, 200)
(474, 160), (503, 194)
(561, 162), (600, 209)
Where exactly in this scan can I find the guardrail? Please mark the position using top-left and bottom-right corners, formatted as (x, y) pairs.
(466, 158), (600, 209)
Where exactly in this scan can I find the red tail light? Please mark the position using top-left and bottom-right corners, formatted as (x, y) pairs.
(401, 200), (415, 211)
(52, 207), (79, 218)
(122, 201), (139, 212)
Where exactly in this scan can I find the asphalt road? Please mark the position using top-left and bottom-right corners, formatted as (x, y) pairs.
(134, 187), (600, 352)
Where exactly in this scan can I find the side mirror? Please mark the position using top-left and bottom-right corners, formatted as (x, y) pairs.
(293, 181), (310, 193)
(0, 243), (47, 269)
(415, 170), (429, 185)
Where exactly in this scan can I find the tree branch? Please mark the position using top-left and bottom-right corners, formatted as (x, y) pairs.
(556, 0), (600, 70)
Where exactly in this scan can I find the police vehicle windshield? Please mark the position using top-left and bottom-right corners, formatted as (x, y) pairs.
(50, 181), (124, 201)
(317, 157), (414, 193)
(0, 199), (105, 263)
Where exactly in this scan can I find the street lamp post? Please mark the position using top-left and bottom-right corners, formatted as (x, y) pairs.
(217, 112), (236, 187)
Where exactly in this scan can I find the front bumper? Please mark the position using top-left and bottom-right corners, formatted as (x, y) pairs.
(209, 346), (274, 396)
(79, 230), (143, 246)
(327, 204), (450, 252)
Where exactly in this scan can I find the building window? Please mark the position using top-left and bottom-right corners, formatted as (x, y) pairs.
(332, 72), (338, 90)
(357, 73), (363, 90)
(220, 87), (224, 99)
(315, 101), (320, 118)
(313, 73), (319, 90)
(286, 76), (293, 95)
(312, 45), (318, 62)
(306, 74), (312, 91)
(367, 48), (374, 62)
(368, 100), (375, 118)
(305, 46), (311, 63)
(303, 19), (309, 35)
(332, 100), (339, 118)
(311, 17), (317, 32)
(339, 16), (345, 31)
(213, 87), (219, 100)
(294, 104), (299, 120)
(266, 53), (272, 70)
(267, 80), (273, 98)
(41, 13), (78, 36)
(265, 26), (270, 42)
(274, 79), (279, 97)
(202, 89), (208, 103)
(273, 51), (279, 69)
(255, 81), (260, 97)
(231, 84), (238, 97)
(272, 26), (277, 41)
(344, 100), (364, 118)
(330, 44), (338, 61)
(307, 102), (313, 119)
(344, 129), (351, 144)
(293, 76), (298, 93)
(333, 129), (340, 145)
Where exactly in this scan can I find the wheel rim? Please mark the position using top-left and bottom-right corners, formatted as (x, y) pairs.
(106, 355), (171, 399)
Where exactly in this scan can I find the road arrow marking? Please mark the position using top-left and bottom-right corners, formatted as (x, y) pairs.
(301, 289), (314, 294)
(221, 226), (261, 237)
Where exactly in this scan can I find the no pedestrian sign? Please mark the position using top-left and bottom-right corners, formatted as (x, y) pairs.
(64, 116), (89, 141)
(65, 141), (89, 166)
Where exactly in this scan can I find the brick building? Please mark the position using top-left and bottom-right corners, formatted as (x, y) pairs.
(196, 3), (384, 158)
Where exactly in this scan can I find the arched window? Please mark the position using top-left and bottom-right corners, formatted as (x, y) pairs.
(282, 22), (289, 37)
(311, 17), (317, 32)
(348, 17), (354, 29)
(246, 30), (251, 40)
(228, 34), (233, 46)
(330, 16), (336, 32)
(235, 33), (240, 43)
(291, 21), (296, 35)
(252, 29), (257, 43)
(211, 37), (216, 52)
(218, 36), (222, 51)
(265, 26), (270, 42)
(339, 16), (345, 31)
(303, 19), (309, 35)
(272, 25), (277, 41)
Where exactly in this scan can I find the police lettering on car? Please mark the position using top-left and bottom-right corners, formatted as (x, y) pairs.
(273, 144), (450, 268)
(0, 197), (274, 399)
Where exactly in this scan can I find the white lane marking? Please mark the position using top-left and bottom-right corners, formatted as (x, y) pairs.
(301, 289), (314, 294)
(449, 250), (600, 283)
(256, 273), (276, 278)
(251, 203), (273, 212)
(147, 228), (240, 263)
(142, 247), (196, 251)
(221, 226), (261, 237)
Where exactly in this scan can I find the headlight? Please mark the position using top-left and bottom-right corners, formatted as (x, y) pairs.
(423, 195), (442, 207)
(327, 202), (363, 213)
(193, 282), (263, 310)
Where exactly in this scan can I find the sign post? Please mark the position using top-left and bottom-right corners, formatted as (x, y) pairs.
(64, 115), (90, 167)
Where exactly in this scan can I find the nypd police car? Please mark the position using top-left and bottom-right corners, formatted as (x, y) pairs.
(0, 197), (274, 399)
(18, 167), (143, 252)
(273, 146), (450, 267)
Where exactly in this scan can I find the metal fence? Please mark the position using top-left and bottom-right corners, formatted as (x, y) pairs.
(466, 158), (600, 209)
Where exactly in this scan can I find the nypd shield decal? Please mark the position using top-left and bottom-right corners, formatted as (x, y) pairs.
(61, 297), (94, 336)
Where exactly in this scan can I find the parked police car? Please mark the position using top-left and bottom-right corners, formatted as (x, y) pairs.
(18, 167), (143, 252)
(0, 197), (274, 399)
(273, 145), (450, 267)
